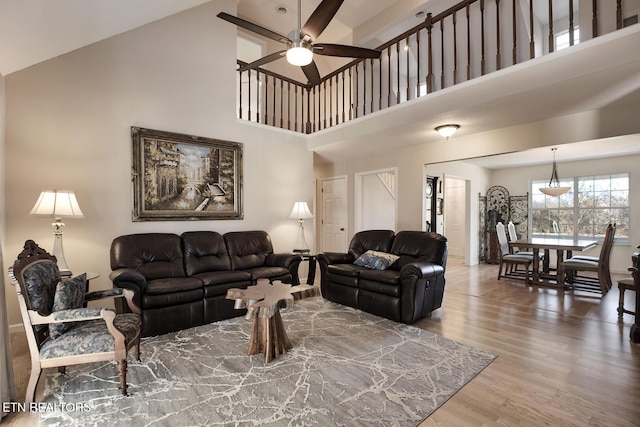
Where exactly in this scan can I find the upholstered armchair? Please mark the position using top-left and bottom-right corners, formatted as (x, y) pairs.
(9, 240), (142, 404)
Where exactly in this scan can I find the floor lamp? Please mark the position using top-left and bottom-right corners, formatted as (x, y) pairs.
(30, 189), (84, 277)
(288, 202), (313, 253)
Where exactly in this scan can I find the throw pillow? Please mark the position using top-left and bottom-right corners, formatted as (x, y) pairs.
(50, 273), (87, 339)
(353, 250), (399, 270)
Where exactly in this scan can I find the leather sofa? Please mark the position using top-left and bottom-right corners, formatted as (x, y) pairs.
(109, 230), (301, 337)
(318, 230), (448, 324)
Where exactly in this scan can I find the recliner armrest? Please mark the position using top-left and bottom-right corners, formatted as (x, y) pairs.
(109, 268), (146, 310)
(318, 252), (354, 266)
(400, 262), (444, 279)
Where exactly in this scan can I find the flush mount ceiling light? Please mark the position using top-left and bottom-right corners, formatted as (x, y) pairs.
(539, 148), (571, 196)
(435, 124), (460, 139)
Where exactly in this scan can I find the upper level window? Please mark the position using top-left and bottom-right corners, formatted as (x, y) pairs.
(531, 173), (629, 242)
(555, 27), (580, 51)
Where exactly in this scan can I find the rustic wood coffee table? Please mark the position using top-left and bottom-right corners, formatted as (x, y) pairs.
(226, 279), (320, 363)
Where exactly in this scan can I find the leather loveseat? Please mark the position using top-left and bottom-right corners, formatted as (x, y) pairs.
(318, 230), (448, 324)
(109, 230), (301, 337)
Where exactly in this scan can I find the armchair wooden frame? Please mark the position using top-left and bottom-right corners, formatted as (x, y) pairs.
(9, 240), (142, 405)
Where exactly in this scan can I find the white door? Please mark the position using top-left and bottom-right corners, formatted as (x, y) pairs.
(322, 177), (348, 252)
(443, 176), (467, 258)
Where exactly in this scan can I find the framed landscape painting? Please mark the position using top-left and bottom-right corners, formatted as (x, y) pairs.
(131, 127), (243, 221)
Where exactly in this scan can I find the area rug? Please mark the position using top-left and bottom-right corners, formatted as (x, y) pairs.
(38, 299), (495, 426)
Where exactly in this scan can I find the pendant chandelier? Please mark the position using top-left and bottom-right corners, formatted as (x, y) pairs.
(539, 148), (571, 196)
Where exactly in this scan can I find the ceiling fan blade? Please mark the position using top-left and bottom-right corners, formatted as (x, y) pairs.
(238, 51), (287, 72)
(302, 61), (322, 85)
(301, 0), (345, 41)
(313, 43), (382, 59)
(217, 12), (290, 44)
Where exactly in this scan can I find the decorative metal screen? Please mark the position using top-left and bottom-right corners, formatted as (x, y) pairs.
(480, 186), (529, 263)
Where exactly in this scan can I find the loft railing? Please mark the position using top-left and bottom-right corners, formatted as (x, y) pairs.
(236, 0), (633, 134)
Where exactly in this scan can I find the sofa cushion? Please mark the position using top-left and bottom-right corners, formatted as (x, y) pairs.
(354, 250), (399, 270)
(224, 231), (274, 270)
(142, 289), (204, 309)
(182, 231), (232, 276)
(359, 269), (400, 286)
(145, 277), (203, 295)
(391, 231), (448, 269)
(327, 264), (365, 277)
(244, 266), (290, 281)
(193, 270), (252, 287)
(348, 230), (395, 259)
(110, 233), (186, 280)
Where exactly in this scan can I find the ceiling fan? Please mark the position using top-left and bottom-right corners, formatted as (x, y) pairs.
(217, 0), (382, 85)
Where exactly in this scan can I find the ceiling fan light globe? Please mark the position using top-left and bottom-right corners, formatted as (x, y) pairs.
(287, 45), (313, 66)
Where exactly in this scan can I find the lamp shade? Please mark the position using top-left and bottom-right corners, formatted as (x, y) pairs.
(288, 202), (313, 220)
(538, 148), (571, 197)
(30, 190), (84, 218)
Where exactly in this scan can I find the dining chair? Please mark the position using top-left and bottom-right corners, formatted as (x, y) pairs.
(507, 221), (543, 264)
(617, 250), (639, 318)
(9, 240), (142, 404)
(557, 223), (615, 294)
(496, 222), (532, 285)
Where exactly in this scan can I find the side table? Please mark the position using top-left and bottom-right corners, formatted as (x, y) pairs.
(295, 252), (317, 285)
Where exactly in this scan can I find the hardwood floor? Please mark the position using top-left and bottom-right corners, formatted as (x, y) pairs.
(4, 258), (639, 426)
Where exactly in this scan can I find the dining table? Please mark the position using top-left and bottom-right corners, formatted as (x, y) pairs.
(509, 237), (598, 287)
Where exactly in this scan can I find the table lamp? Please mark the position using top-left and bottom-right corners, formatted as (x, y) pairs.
(30, 189), (84, 276)
(288, 201), (313, 253)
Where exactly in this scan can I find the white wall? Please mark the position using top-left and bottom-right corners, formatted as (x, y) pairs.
(2, 2), (313, 328)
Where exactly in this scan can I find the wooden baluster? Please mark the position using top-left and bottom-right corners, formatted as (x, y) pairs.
(592, 0), (598, 38)
(406, 36), (411, 99)
(496, 0), (501, 70)
(294, 83), (298, 132)
(323, 80), (327, 129)
(287, 82), (291, 130)
(272, 75), (276, 126)
(617, 0), (623, 29)
(378, 55), (382, 110)
(355, 63), (359, 118)
(396, 42), (401, 104)
(416, 29), (421, 97)
(481, 0), (486, 74)
(440, 19), (445, 88)
(325, 78), (333, 127)
(363, 59), (367, 115)
(387, 46), (392, 107)
(370, 58), (375, 113)
(453, 10), (458, 85)
(264, 75), (268, 125)
(280, 79), (284, 129)
(512, 0), (517, 64)
(313, 86), (317, 132)
(467, 4), (471, 80)
(569, 0), (575, 46)
(427, 13), (433, 94)
(336, 75), (340, 125)
(238, 69), (243, 120)
(530, 0), (535, 58)
(256, 72), (261, 124)
(342, 71), (346, 123)
(248, 70), (252, 121)
(548, 0), (554, 53)
(349, 67), (353, 121)
(306, 87), (311, 134)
